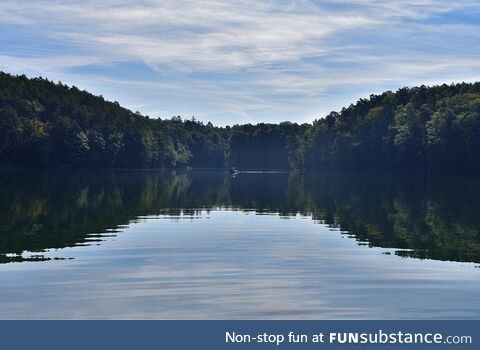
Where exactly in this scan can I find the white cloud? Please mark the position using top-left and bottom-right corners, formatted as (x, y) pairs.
(1, 0), (480, 124)
(0, 0), (380, 70)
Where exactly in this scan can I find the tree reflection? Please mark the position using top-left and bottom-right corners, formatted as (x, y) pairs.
(1, 170), (479, 264)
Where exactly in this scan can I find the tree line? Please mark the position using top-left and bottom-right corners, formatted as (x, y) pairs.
(1, 72), (479, 172)
(294, 83), (480, 172)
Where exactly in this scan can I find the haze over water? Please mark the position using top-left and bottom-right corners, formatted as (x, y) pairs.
(0, 170), (479, 319)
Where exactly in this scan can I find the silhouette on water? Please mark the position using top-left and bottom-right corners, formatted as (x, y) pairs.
(1, 169), (480, 264)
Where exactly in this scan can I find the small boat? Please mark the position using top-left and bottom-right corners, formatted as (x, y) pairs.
(229, 167), (239, 175)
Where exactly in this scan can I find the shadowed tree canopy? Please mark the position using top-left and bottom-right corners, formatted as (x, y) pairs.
(1, 72), (479, 172)
(293, 83), (480, 173)
(0, 72), (228, 168)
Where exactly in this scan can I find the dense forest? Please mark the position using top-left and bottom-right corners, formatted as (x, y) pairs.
(0, 72), (229, 168)
(296, 83), (480, 172)
(1, 71), (479, 172)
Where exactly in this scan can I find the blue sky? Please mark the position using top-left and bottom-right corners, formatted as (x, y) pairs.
(1, 1), (480, 125)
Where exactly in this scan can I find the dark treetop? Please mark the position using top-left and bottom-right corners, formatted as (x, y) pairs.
(1, 72), (479, 172)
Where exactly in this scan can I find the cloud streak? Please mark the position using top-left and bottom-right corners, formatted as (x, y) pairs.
(1, 0), (480, 124)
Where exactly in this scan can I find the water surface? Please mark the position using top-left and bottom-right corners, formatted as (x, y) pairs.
(0, 170), (479, 319)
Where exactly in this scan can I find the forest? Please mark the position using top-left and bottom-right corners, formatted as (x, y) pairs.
(1, 71), (479, 172)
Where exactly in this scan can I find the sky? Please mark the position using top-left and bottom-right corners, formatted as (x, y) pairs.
(1, 1), (480, 126)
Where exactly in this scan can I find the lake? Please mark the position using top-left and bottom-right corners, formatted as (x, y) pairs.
(0, 170), (479, 319)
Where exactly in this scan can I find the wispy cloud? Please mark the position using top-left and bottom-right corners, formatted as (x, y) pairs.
(1, 0), (479, 124)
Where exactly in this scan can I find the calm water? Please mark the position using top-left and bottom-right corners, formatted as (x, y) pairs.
(0, 170), (479, 319)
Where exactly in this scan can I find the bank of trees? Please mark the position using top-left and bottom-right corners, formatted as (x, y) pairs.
(1, 72), (480, 172)
(228, 122), (308, 169)
(293, 83), (480, 172)
(0, 72), (228, 168)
